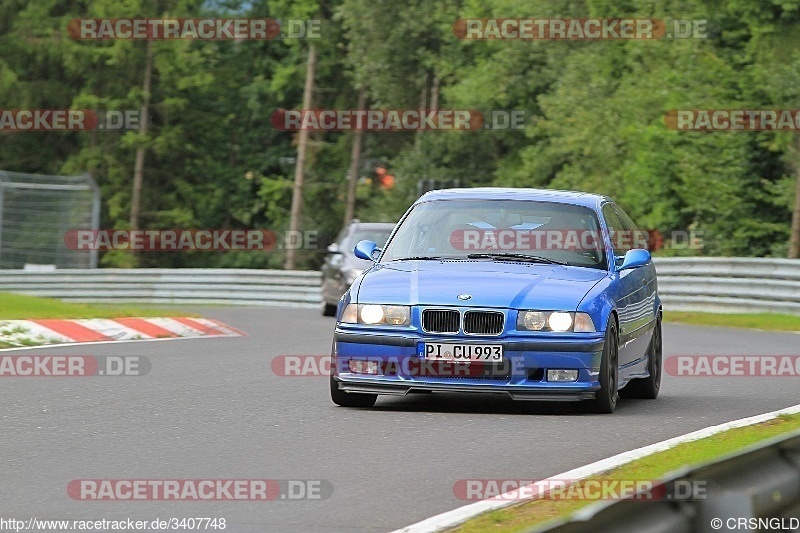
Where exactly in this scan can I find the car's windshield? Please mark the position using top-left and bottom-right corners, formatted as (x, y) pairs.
(381, 199), (606, 269)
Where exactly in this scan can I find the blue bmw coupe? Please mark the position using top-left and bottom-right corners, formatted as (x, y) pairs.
(330, 188), (662, 413)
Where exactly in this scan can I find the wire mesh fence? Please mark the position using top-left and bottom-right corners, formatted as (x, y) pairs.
(0, 170), (100, 269)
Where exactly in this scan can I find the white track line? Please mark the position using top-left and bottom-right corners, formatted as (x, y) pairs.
(392, 402), (800, 533)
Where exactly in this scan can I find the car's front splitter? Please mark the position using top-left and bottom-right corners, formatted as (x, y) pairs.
(333, 378), (598, 401)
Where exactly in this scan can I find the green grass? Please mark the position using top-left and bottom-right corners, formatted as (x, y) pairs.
(449, 413), (800, 533)
(0, 292), (194, 320)
(0, 293), (196, 348)
(664, 311), (800, 332)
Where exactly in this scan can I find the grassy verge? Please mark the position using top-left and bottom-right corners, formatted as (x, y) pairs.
(0, 293), (194, 348)
(664, 311), (800, 332)
(449, 413), (800, 533)
(0, 292), (194, 320)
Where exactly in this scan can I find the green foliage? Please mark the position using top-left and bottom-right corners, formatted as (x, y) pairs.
(0, 0), (796, 268)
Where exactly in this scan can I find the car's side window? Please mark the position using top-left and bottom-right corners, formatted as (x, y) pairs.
(613, 205), (648, 250)
(614, 206), (636, 232)
(602, 203), (630, 263)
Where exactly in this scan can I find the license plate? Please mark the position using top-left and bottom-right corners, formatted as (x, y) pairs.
(421, 343), (503, 362)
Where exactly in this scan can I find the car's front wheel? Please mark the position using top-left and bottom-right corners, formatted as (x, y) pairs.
(586, 319), (619, 414)
(620, 314), (662, 400)
(329, 376), (377, 408)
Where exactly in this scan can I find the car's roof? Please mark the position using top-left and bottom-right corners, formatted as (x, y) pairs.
(414, 187), (609, 209)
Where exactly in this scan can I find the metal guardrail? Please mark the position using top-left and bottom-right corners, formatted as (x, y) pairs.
(0, 258), (798, 313)
(529, 429), (800, 533)
(655, 257), (800, 314)
(0, 269), (322, 308)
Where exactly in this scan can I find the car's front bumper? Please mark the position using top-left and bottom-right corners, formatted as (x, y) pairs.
(332, 328), (605, 401)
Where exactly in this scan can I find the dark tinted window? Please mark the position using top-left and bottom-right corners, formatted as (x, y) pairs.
(616, 205), (650, 250)
(602, 203), (630, 258)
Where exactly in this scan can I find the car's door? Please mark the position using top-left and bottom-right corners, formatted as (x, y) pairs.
(615, 205), (658, 358)
(602, 203), (651, 368)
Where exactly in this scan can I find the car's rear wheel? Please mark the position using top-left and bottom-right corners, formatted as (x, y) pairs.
(620, 314), (662, 400)
(330, 375), (377, 408)
(321, 301), (337, 317)
(586, 319), (619, 414)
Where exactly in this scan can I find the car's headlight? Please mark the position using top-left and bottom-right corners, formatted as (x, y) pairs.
(344, 268), (363, 285)
(517, 311), (595, 332)
(548, 312), (573, 332)
(360, 304), (384, 324)
(340, 304), (410, 326)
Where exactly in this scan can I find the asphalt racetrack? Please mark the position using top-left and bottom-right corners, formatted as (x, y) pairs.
(2, 307), (799, 532)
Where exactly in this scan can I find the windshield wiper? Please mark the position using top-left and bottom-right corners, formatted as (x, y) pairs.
(466, 253), (568, 265)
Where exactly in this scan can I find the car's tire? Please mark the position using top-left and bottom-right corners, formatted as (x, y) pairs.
(586, 319), (619, 414)
(620, 315), (662, 400)
(330, 376), (378, 408)
(321, 301), (337, 317)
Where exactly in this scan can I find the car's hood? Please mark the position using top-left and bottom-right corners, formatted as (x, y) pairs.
(356, 260), (606, 310)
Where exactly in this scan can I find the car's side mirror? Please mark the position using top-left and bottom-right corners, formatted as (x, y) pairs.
(327, 243), (342, 254)
(354, 240), (381, 262)
(618, 249), (651, 270)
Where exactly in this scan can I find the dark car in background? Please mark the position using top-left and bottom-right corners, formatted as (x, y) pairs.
(321, 220), (395, 316)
